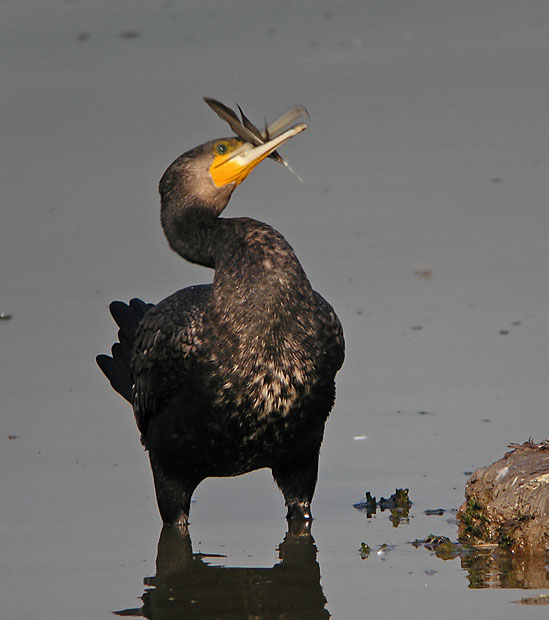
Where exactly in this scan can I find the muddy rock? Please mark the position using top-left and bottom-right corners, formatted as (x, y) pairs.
(458, 440), (549, 554)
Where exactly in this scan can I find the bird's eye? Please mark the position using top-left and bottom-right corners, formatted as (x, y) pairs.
(215, 143), (228, 156)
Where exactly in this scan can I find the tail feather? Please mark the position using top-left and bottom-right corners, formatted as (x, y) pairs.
(97, 298), (153, 403)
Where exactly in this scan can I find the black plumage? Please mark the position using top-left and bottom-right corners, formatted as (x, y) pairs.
(97, 101), (344, 527)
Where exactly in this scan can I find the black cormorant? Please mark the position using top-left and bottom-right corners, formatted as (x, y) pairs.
(97, 99), (344, 527)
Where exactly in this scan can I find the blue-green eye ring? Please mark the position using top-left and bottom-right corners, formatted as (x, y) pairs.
(215, 143), (228, 156)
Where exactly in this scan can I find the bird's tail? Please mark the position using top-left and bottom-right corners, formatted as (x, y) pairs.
(96, 298), (153, 403)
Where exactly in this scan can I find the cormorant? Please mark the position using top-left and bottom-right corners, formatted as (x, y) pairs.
(97, 99), (344, 527)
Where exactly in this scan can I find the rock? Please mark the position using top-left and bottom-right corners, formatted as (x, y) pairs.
(457, 439), (549, 554)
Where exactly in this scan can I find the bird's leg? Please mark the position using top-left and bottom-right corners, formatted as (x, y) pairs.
(149, 453), (198, 528)
(272, 451), (320, 522)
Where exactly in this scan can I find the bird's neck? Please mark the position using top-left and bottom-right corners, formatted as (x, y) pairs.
(161, 200), (316, 315)
(161, 201), (220, 268)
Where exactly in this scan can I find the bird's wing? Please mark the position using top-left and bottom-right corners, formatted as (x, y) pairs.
(313, 291), (345, 374)
(97, 298), (154, 404)
(131, 284), (212, 434)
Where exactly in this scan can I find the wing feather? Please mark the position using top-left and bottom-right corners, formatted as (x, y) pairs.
(131, 284), (211, 434)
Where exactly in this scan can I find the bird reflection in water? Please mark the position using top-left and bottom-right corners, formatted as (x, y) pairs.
(115, 523), (330, 619)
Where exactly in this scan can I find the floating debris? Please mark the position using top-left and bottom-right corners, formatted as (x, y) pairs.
(354, 489), (412, 526)
(424, 508), (446, 516)
(412, 535), (464, 560)
(376, 543), (395, 558)
(358, 541), (396, 560)
(0, 313), (12, 321)
(513, 594), (549, 605)
(414, 268), (432, 280)
(413, 532), (549, 587)
(353, 491), (377, 515)
(119, 30), (140, 39)
(359, 542), (371, 559)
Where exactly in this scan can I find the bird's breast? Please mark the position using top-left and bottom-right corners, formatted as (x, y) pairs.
(203, 337), (319, 421)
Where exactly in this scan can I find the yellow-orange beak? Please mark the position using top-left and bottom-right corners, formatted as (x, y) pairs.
(210, 123), (307, 188)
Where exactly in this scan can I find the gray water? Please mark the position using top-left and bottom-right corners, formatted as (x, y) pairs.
(2, 1), (548, 618)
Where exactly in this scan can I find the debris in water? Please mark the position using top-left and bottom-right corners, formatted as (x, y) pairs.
(119, 30), (140, 39)
(359, 542), (371, 559)
(513, 594), (549, 605)
(412, 535), (464, 560)
(414, 268), (432, 280)
(354, 489), (412, 526)
(376, 543), (395, 558)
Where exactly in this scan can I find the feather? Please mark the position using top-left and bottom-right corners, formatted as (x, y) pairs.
(203, 97), (308, 180)
(237, 105), (264, 143)
(266, 105), (309, 138)
(203, 98), (261, 145)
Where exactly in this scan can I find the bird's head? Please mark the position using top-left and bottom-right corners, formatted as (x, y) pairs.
(159, 125), (306, 216)
(159, 100), (308, 215)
